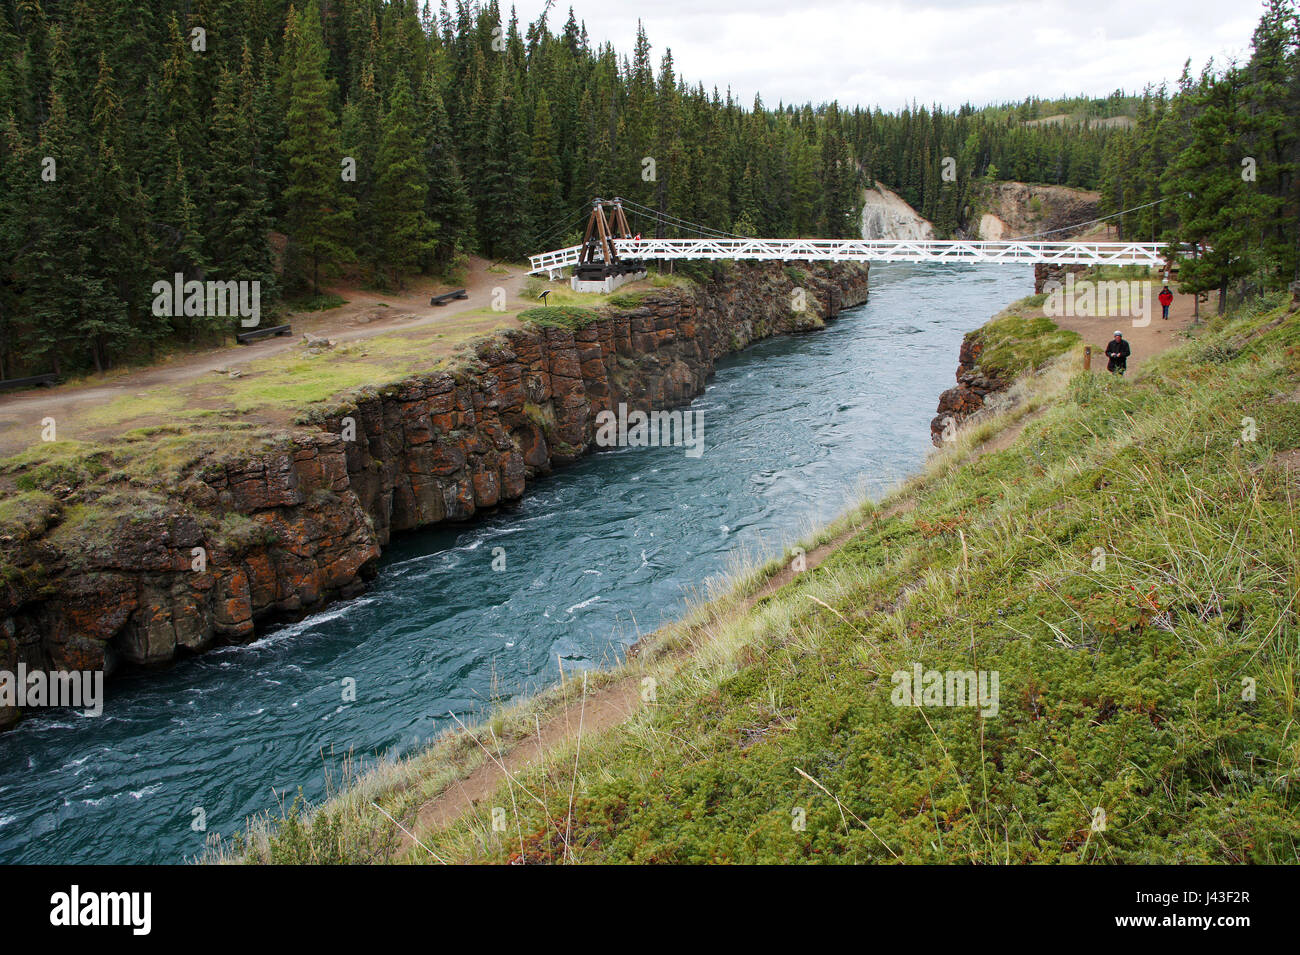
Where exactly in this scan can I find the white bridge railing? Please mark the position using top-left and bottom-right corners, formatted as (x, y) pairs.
(528, 238), (1170, 275)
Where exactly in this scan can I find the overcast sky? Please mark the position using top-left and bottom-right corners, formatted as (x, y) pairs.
(509, 0), (1263, 110)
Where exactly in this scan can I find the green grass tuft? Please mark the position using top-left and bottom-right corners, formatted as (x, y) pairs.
(518, 305), (602, 330)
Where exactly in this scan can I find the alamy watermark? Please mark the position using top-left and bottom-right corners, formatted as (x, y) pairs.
(50, 885), (150, 935)
(891, 663), (999, 717)
(1043, 274), (1153, 327)
(0, 664), (103, 717)
(151, 274), (261, 328)
(594, 402), (704, 458)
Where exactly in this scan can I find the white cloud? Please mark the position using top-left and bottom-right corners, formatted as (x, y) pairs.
(510, 0), (1261, 109)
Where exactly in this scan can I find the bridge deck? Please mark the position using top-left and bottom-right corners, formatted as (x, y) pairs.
(528, 238), (1169, 275)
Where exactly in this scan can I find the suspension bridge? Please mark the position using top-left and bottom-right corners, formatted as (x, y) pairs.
(528, 198), (1175, 289)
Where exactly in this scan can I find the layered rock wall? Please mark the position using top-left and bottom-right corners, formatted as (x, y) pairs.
(0, 262), (868, 728)
(929, 330), (1011, 445)
(1033, 263), (1088, 295)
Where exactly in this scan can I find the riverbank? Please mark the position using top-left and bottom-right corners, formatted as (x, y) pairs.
(226, 285), (1300, 864)
(0, 262), (868, 729)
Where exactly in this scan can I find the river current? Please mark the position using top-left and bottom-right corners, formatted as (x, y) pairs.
(0, 263), (1030, 863)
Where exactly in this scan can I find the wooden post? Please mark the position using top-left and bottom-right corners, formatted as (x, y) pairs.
(1083, 345), (1091, 370)
(594, 205), (613, 265)
(610, 200), (633, 240)
(1191, 244), (1201, 325)
(579, 199), (599, 263)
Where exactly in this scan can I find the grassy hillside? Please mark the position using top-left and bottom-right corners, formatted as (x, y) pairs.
(225, 293), (1300, 865)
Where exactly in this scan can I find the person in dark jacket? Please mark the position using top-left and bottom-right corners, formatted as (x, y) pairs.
(1158, 285), (1173, 320)
(1105, 330), (1130, 375)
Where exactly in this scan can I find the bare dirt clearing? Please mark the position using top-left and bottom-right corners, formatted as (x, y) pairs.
(0, 259), (535, 455)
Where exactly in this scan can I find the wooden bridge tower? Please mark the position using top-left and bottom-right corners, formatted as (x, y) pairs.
(575, 198), (645, 282)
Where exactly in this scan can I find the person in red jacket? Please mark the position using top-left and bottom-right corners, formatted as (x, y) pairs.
(1158, 285), (1173, 320)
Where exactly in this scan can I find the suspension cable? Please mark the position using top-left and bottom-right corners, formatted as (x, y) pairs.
(623, 204), (743, 240)
(1012, 196), (1170, 240)
(530, 204), (590, 248)
(618, 198), (746, 240)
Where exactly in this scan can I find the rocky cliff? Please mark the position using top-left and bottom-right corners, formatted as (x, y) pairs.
(929, 330), (1011, 446)
(0, 261), (868, 728)
(929, 295), (1084, 446)
(859, 181), (934, 240)
(969, 181), (1100, 240)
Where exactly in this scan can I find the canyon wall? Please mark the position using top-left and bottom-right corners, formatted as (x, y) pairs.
(1033, 262), (1088, 294)
(859, 181), (934, 240)
(0, 262), (868, 728)
(970, 182), (1101, 240)
(929, 329), (1011, 446)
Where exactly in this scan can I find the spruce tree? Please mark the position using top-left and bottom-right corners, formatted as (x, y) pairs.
(1241, 0), (1299, 283)
(22, 79), (103, 375)
(480, 81), (531, 260)
(0, 114), (30, 378)
(420, 73), (473, 270)
(85, 51), (152, 367)
(207, 53), (276, 307)
(1162, 65), (1266, 311)
(279, 0), (354, 295)
(374, 78), (433, 286)
(253, 39), (285, 220)
(342, 50), (383, 280)
(157, 130), (207, 301)
(818, 103), (857, 238)
(528, 94), (562, 236)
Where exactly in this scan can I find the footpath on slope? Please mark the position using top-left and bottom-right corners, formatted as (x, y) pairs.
(398, 283), (1210, 856)
(1053, 283), (1202, 379)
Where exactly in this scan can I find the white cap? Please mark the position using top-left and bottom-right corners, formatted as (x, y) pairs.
(1113, 330), (1122, 336)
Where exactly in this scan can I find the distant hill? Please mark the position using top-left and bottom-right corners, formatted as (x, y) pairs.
(1024, 114), (1135, 130)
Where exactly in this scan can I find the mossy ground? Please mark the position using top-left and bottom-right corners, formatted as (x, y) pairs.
(973, 302), (1082, 376)
(0, 425), (281, 581)
(514, 271), (695, 324)
(224, 294), (1300, 865)
(0, 489), (58, 543)
(517, 305), (603, 330)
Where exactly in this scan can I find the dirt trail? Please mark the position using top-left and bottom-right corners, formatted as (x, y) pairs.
(0, 258), (532, 456)
(401, 283), (1208, 854)
(1050, 283), (1204, 379)
(404, 521), (866, 853)
(1024, 223), (1206, 376)
(413, 680), (643, 839)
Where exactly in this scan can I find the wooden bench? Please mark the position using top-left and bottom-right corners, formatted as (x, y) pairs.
(430, 288), (469, 306)
(0, 373), (57, 392)
(236, 323), (292, 345)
